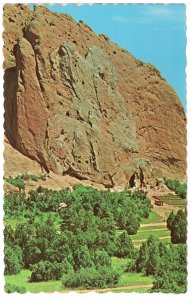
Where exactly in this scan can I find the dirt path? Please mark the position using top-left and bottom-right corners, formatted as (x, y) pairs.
(140, 222), (166, 228)
(61, 284), (153, 293)
(133, 235), (170, 243)
(139, 228), (168, 233)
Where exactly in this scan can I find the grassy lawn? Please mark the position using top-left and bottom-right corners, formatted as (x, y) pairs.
(163, 200), (187, 206)
(158, 194), (187, 206)
(117, 272), (153, 287)
(159, 238), (171, 244)
(111, 257), (153, 289)
(5, 270), (63, 293)
(112, 257), (131, 272)
(140, 210), (162, 224)
(131, 230), (170, 241)
(5, 261), (153, 293)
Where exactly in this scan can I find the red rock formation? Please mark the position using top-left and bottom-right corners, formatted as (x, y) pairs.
(3, 4), (186, 187)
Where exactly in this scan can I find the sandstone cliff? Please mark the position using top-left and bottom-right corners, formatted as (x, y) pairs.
(3, 4), (187, 188)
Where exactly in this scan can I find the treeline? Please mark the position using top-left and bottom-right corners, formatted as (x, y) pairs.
(4, 185), (151, 288)
(164, 178), (187, 199)
(4, 185), (152, 234)
(4, 174), (46, 190)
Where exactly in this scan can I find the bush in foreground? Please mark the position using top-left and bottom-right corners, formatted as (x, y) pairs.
(62, 266), (119, 289)
(29, 260), (73, 282)
(150, 270), (187, 293)
(4, 283), (26, 294)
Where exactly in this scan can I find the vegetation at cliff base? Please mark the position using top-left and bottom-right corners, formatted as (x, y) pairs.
(4, 174), (47, 190)
(4, 182), (187, 293)
(164, 178), (187, 199)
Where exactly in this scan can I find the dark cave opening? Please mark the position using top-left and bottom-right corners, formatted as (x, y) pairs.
(129, 173), (136, 188)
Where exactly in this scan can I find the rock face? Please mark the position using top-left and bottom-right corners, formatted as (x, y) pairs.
(3, 4), (187, 187)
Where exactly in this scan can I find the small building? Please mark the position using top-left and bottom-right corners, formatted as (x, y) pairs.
(154, 199), (164, 206)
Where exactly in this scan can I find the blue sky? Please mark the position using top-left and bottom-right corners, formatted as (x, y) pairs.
(41, 4), (186, 110)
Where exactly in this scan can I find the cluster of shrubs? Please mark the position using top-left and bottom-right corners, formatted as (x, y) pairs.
(4, 218), (132, 285)
(29, 261), (69, 282)
(62, 266), (119, 289)
(4, 184), (152, 288)
(29, 259), (119, 289)
(164, 178), (187, 199)
(4, 181), (187, 293)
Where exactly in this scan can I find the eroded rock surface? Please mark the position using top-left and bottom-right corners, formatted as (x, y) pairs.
(3, 4), (187, 187)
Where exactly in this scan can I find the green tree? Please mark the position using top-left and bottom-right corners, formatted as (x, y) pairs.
(135, 236), (161, 275)
(171, 210), (187, 244)
(135, 242), (149, 273)
(15, 217), (58, 267)
(151, 244), (187, 293)
(95, 231), (115, 255)
(61, 258), (74, 274)
(115, 232), (134, 258)
(167, 211), (175, 230)
(125, 212), (140, 235)
(73, 245), (94, 270)
(93, 250), (111, 268)
(47, 232), (74, 264)
(144, 239), (160, 276)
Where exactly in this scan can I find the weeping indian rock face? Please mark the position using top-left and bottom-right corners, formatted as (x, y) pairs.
(3, 4), (186, 187)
